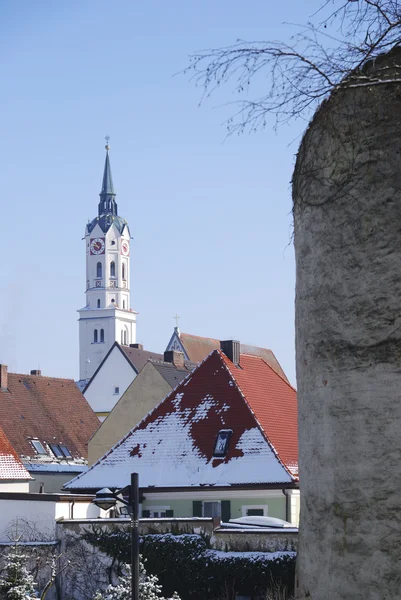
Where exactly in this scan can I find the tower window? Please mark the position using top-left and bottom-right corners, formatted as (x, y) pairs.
(97, 299), (101, 308)
(94, 329), (98, 343)
(97, 262), (102, 278)
(100, 329), (104, 343)
(122, 263), (126, 280)
(124, 329), (128, 345)
(110, 261), (116, 277)
(121, 331), (124, 344)
(123, 300), (126, 309)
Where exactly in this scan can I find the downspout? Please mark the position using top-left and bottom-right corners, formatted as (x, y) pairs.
(282, 489), (290, 523)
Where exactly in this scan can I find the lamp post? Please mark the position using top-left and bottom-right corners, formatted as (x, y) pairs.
(92, 472), (139, 600)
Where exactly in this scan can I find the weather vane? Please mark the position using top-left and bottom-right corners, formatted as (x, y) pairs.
(105, 135), (110, 144)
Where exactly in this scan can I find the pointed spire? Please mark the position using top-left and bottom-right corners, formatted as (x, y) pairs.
(98, 138), (118, 217)
(101, 145), (115, 196)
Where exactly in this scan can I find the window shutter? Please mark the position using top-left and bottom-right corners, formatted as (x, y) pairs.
(221, 500), (231, 523)
(142, 510), (150, 518)
(193, 501), (202, 517)
(166, 510), (174, 518)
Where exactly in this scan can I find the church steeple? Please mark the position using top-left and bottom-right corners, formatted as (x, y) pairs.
(98, 142), (118, 217)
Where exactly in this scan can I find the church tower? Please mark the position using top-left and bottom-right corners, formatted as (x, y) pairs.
(78, 142), (137, 381)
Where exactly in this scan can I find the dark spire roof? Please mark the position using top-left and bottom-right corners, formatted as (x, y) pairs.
(98, 143), (118, 218)
(100, 147), (115, 196)
(87, 143), (128, 235)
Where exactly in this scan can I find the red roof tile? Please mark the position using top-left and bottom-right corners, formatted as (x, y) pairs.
(67, 349), (297, 491)
(0, 372), (100, 460)
(0, 425), (31, 480)
(178, 333), (289, 382)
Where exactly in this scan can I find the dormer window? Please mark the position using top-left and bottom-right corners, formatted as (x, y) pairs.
(31, 439), (46, 455)
(213, 430), (232, 457)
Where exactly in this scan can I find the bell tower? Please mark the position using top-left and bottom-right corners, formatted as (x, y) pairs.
(78, 142), (137, 382)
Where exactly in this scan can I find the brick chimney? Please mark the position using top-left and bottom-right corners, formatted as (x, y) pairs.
(164, 350), (185, 369)
(30, 370), (41, 376)
(0, 364), (8, 390)
(220, 340), (240, 365)
(130, 343), (144, 350)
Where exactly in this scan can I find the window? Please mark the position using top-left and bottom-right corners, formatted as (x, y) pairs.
(49, 444), (64, 458)
(59, 445), (72, 458)
(31, 440), (46, 455)
(100, 329), (104, 343)
(143, 507), (172, 518)
(124, 329), (128, 345)
(50, 444), (72, 459)
(97, 299), (101, 308)
(241, 505), (268, 517)
(123, 300), (126, 309)
(114, 387), (120, 395)
(122, 263), (126, 280)
(213, 429), (232, 457)
(97, 262), (102, 278)
(94, 329), (98, 343)
(121, 331), (124, 344)
(203, 502), (221, 518)
(110, 261), (116, 277)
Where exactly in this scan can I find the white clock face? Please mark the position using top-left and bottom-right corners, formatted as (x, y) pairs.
(90, 237), (105, 255)
(121, 240), (130, 256)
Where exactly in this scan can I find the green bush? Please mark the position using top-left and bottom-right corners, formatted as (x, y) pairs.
(82, 526), (296, 600)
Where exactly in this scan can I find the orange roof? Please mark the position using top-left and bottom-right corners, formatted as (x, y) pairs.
(0, 372), (99, 460)
(0, 425), (31, 480)
(222, 353), (298, 477)
(178, 332), (289, 382)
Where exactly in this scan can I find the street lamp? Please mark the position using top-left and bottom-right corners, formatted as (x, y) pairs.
(92, 472), (139, 600)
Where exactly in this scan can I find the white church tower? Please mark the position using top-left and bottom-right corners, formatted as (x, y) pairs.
(78, 142), (137, 381)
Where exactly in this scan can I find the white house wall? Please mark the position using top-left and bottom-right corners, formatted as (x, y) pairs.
(84, 346), (137, 417)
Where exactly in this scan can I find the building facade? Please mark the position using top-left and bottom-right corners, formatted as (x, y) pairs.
(78, 144), (137, 381)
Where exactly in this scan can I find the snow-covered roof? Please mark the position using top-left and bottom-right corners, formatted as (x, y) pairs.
(24, 462), (88, 473)
(0, 426), (32, 480)
(65, 350), (298, 491)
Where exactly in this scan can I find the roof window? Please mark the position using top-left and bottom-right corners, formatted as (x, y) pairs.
(50, 443), (72, 459)
(213, 429), (233, 457)
(31, 440), (46, 455)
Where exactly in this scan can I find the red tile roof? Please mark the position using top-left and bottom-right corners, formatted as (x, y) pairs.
(222, 353), (298, 477)
(178, 333), (289, 383)
(66, 349), (298, 491)
(0, 372), (100, 460)
(0, 425), (31, 480)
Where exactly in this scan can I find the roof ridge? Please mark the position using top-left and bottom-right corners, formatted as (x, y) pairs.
(219, 351), (296, 481)
(9, 372), (76, 383)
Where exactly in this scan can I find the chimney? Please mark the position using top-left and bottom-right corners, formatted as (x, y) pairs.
(220, 340), (240, 365)
(0, 365), (7, 390)
(30, 370), (41, 376)
(164, 350), (185, 369)
(130, 343), (144, 350)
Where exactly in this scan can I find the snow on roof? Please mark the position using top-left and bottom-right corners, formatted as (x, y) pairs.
(0, 426), (32, 480)
(65, 350), (297, 491)
(24, 462), (88, 473)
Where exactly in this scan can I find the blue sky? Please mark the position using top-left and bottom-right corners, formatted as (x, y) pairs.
(0, 1), (315, 384)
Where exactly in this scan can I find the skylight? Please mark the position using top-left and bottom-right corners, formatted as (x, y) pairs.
(213, 429), (233, 457)
(50, 443), (72, 459)
(31, 440), (46, 455)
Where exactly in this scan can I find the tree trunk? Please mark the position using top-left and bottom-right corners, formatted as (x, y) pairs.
(293, 47), (401, 600)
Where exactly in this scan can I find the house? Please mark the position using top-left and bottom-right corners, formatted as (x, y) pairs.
(0, 365), (100, 493)
(0, 425), (32, 492)
(83, 343), (163, 421)
(166, 328), (289, 383)
(65, 341), (299, 525)
(88, 350), (196, 464)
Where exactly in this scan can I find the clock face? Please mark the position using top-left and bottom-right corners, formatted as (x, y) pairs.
(121, 240), (130, 256)
(90, 237), (105, 255)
